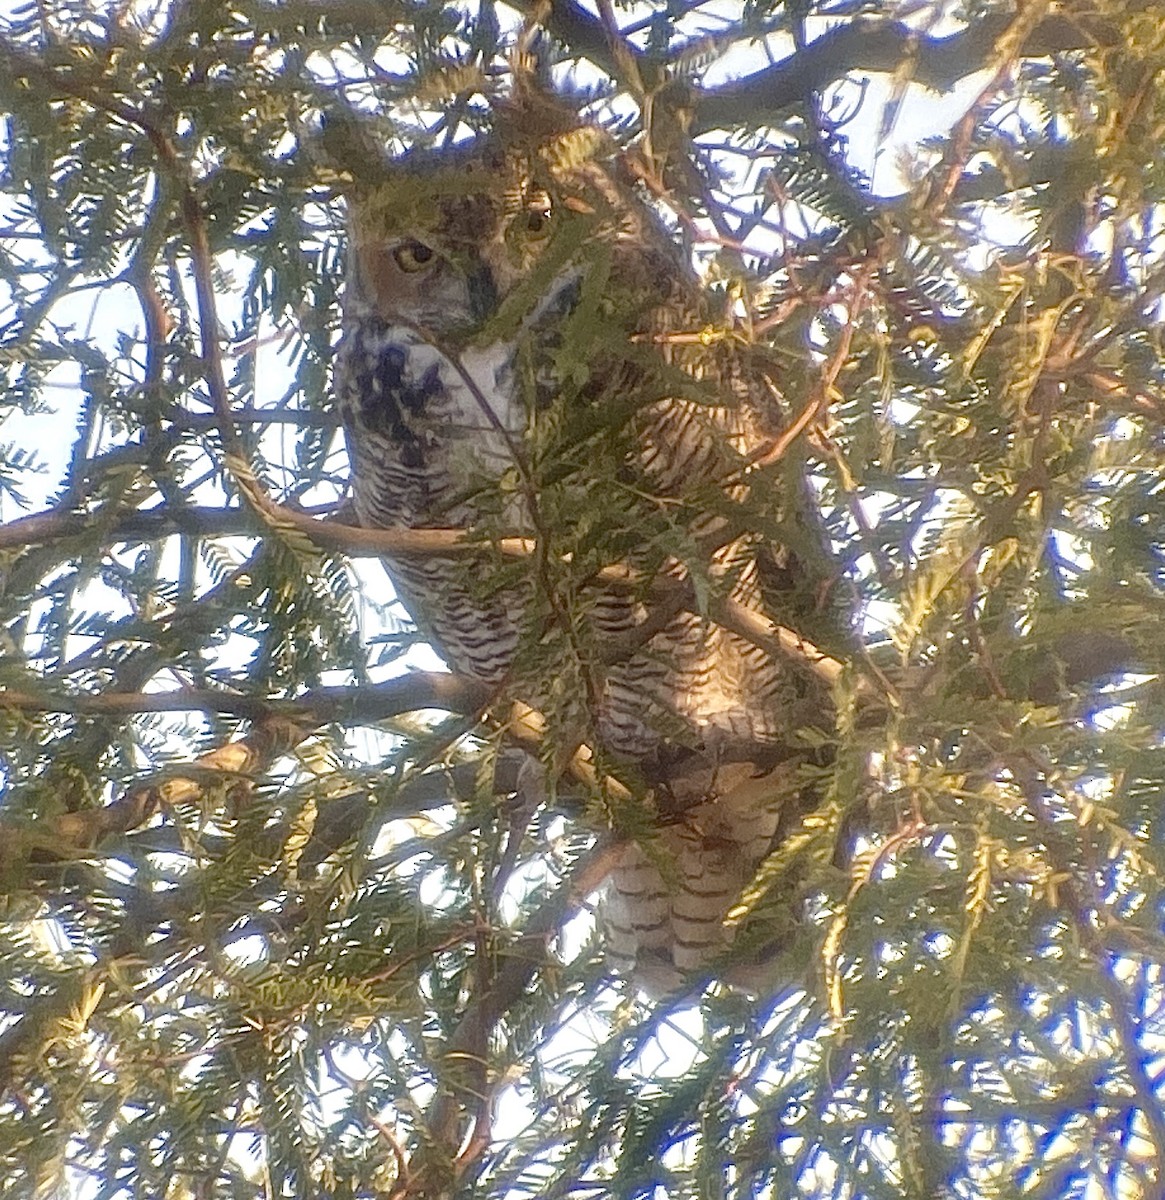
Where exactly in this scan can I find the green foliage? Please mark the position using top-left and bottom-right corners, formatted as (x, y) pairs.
(0, 1), (1164, 1198)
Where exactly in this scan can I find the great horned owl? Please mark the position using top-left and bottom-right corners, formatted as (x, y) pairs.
(335, 111), (836, 996)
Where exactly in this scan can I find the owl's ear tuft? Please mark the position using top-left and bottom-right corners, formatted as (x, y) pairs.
(508, 30), (557, 104)
(491, 59), (601, 158)
(311, 110), (395, 190)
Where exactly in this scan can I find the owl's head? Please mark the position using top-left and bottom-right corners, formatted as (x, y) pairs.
(344, 119), (683, 340)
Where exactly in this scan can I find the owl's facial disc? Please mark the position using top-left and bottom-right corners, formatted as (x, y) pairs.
(359, 241), (502, 339)
(351, 184), (578, 334)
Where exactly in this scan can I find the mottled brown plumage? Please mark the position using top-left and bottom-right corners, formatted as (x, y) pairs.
(335, 111), (836, 995)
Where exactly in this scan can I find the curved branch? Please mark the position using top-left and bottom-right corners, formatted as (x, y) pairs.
(0, 502), (538, 558)
(2, 499), (855, 695)
(508, 2), (1116, 136)
(690, 11), (1114, 134)
(0, 673), (485, 865)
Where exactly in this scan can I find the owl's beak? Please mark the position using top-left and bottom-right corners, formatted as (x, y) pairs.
(466, 263), (500, 325)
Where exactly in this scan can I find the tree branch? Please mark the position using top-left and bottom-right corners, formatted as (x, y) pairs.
(0, 673), (484, 865)
(409, 841), (622, 1197)
(1, 500), (852, 697)
(690, 12), (1116, 134)
(503, 3), (1118, 136)
(0, 671), (480, 722)
(0, 502), (538, 558)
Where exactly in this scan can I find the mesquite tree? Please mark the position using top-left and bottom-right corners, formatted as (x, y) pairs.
(1, 2), (1162, 1198)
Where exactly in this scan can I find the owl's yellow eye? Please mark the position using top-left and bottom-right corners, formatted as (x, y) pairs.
(392, 241), (435, 272)
(521, 205), (553, 239)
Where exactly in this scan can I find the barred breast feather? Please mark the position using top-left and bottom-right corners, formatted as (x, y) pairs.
(337, 316), (525, 685)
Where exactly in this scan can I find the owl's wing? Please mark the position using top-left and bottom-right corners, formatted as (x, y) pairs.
(591, 347), (842, 995)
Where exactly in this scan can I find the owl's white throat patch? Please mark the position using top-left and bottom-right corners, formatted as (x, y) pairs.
(341, 317), (525, 482)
